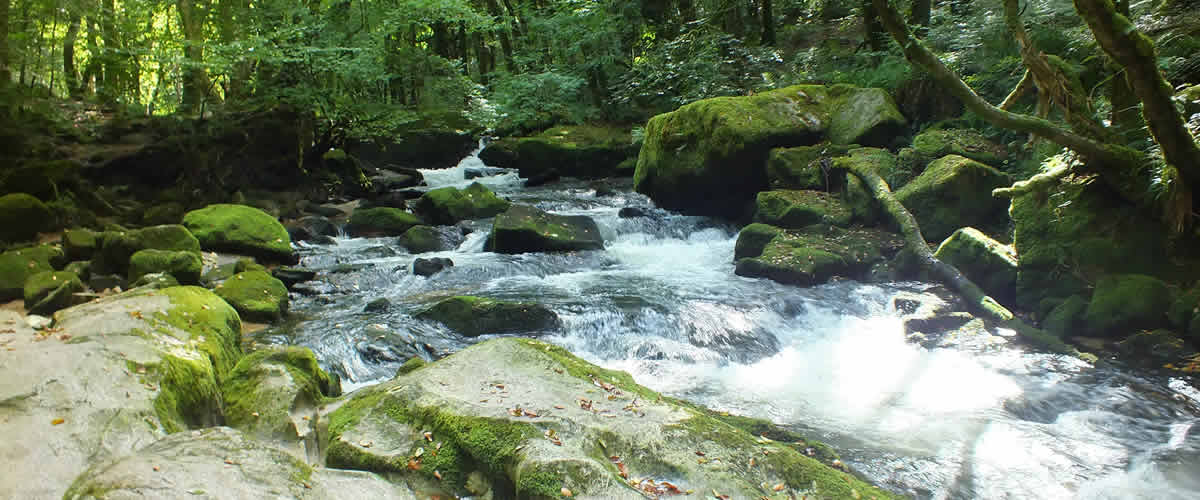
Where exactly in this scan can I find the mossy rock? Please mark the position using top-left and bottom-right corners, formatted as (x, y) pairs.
(734, 223), (785, 260)
(479, 125), (639, 180)
(766, 143), (854, 190)
(0, 193), (53, 243)
(486, 205), (604, 254)
(933, 227), (1017, 304)
(1084, 274), (1173, 337)
(23, 270), (86, 315)
(347, 207), (424, 237)
(141, 201), (188, 226)
(94, 224), (201, 275)
(182, 204), (295, 263)
(132, 272), (181, 289)
(413, 182), (511, 225)
(63, 228), (99, 261)
(223, 346), (340, 455)
(1168, 283), (1200, 331)
(326, 337), (893, 499)
(894, 155), (1011, 242)
(346, 128), (477, 170)
(833, 147), (900, 225)
(1010, 177), (1200, 310)
(634, 85), (905, 217)
(128, 249), (203, 285)
(0, 159), (81, 201)
(912, 128), (1007, 167)
(1114, 329), (1197, 369)
(0, 244), (65, 300)
(214, 271), (290, 322)
(398, 225), (465, 254)
(753, 190), (852, 229)
(735, 225), (903, 286)
(416, 296), (562, 336)
(1043, 295), (1088, 338)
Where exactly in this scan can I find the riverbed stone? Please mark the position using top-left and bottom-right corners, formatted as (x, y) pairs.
(0, 286), (241, 499)
(286, 215), (340, 242)
(23, 270), (86, 315)
(479, 125), (638, 180)
(911, 127), (1007, 167)
(128, 249), (203, 285)
(734, 223), (785, 260)
(399, 225), (464, 254)
(183, 204), (295, 263)
(63, 427), (416, 500)
(94, 224), (201, 275)
(325, 337), (892, 500)
(414, 182), (511, 226)
(416, 296), (561, 336)
(753, 190), (852, 229)
(1043, 294), (1089, 338)
(1084, 274), (1173, 337)
(63, 228), (100, 261)
(0, 193), (53, 243)
(214, 270), (290, 322)
(766, 143), (855, 191)
(487, 204), (604, 253)
(0, 244), (64, 300)
(933, 227), (1017, 304)
(347, 207), (423, 237)
(634, 85), (905, 217)
(734, 224), (903, 286)
(894, 155), (1011, 242)
(413, 257), (454, 277)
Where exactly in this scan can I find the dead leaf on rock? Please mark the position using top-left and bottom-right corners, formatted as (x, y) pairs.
(51, 418), (65, 425)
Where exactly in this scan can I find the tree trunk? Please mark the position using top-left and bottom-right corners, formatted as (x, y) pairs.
(845, 160), (1092, 359)
(862, 0), (887, 51)
(0, 0), (10, 83)
(98, 0), (120, 103)
(81, 18), (101, 96)
(1107, 0), (1142, 141)
(485, 0), (514, 71)
(178, 0), (209, 113)
(64, 13), (81, 98)
(218, 0), (252, 102)
(678, 0), (697, 23)
(760, 0), (775, 45)
(909, 0), (931, 36)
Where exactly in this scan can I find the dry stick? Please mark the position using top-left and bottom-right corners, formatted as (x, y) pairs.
(846, 162), (1092, 360)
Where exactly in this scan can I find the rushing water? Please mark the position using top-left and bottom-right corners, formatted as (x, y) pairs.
(278, 145), (1200, 499)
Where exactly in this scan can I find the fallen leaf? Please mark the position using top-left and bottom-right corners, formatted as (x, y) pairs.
(561, 487), (573, 497)
(554, 404), (565, 409)
(153, 465), (160, 472)
(51, 418), (65, 425)
(423, 431), (433, 441)
(359, 440), (373, 448)
(433, 470), (443, 481)
(772, 483), (785, 492)
(407, 458), (421, 471)
(695, 450), (706, 457)
(413, 447), (424, 457)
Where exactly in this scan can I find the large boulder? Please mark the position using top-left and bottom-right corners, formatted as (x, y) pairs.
(214, 270), (290, 322)
(416, 296), (562, 336)
(479, 125), (639, 180)
(753, 190), (852, 229)
(23, 270), (86, 315)
(182, 204), (295, 263)
(222, 346), (340, 461)
(894, 155), (1010, 242)
(765, 143), (854, 190)
(487, 205), (604, 253)
(634, 85), (906, 217)
(64, 427), (417, 500)
(346, 128), (477, 170)
(834, 147), (901, 224)
(734, 224), (903, 286)
(347, 207), (423, 237)
(286, 215), (340, 242)
(911, 128), (1007, 167)
(399, 225), (465, 254)
(0, 193), (53, 243)
(933, 227), (1017, 304)
(1084, 274), (1173, 337)
(63, 228), (99, 261)
(0, 244), (64, 300)
(326, 338), (892, 500)
(0, 286), (240, 499)
(128, 249), (203, 285)
(93, 224), (201, 275)
(413, 182), (511, 225)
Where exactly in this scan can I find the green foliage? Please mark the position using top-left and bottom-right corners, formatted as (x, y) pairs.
(490, 70), (593, 134)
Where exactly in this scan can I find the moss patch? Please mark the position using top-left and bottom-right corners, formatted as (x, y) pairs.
(479, 125), (638, 180)
(894, 155), (1010, 242)
(754, 190), (852, 229)
(222, 346), (339, 435)
(214, 271), (289, 322)
(414, 182), (511, 225)
(735, 225), (902, 286)
(487, 204), (604, 253)
(347, 207), (423, 237)
(182, 204), (294, 263)
(912, 127), (1007, 166)
(0, 244), (64, 300)
(23, 270), (85, 315)
(0, 193), (53, 243)
(416, 296), (561, 336)
(128, 249), (203, 285)
(1084, 274), (1173, 337)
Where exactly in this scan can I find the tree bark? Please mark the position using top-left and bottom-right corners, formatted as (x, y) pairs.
(1107, 0), (1142, 141)
(0, 0), (10, 83)
(862, 0), (887, 51)
(909, 0), (931, 36)
(845, 161), (1092, 359)
(485, 0), (515, 71)
(760, 0), (775, 46)
(178, 0), (209, 113)
(64, 12), (81, 98)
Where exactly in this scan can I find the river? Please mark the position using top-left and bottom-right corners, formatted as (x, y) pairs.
(275, 145), (1200, 499)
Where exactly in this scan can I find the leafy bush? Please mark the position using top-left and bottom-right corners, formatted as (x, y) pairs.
(490, 71), (595, 135)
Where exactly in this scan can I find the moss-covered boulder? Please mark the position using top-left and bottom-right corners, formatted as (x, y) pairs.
(834, 147), (901, 224)
(141, 201), (188, 226)
(93, 224), (202, 275)
(214, 271), (290, 322)
(62, 228), (99, 262)
(399, 225), (464, 254)
(486, 204), (604, 253)
(1168, 283), (1200, 334)
(128, 249), (203, 285)
(634, 85), (906, 217)
(346, 128), (477, 170)
(63, 427), (416, 500)
(735, 224), (903, 286)
(753, 190), (852, 229)
(326, 337), (892, 500)
(734, 223), (785, 260)
(416, 296), (562, 336)
(182, 204), (295, 263)
(0, 286), (240, 499)
(347, 207), (424, 237)
(1084, 274), (1173, 337)
(766, 143), (855, 190)
(0, 193), (53, 243)
(911, 128), (1007, 167)
(1043, 295), (1089, 338)
(23, 270), (86, 315)
(413, 182), (511, 225)
(894, 155), (1011, 242)
(479, 125), (639, 180)
(1010, 177), (1200, 310)
(222, 346), (340, 460)
(0, 244), (64, 300)
(933, 227), (1017, 304)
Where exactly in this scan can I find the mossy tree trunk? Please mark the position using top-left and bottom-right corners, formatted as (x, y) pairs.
(862, 0), (887, 51)
(0, 0), (8, 83)
(178, 0), (210, 113)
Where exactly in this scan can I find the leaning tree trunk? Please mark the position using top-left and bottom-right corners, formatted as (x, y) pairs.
(845, 162), (1092, 359)
(0, 0), (10, 83)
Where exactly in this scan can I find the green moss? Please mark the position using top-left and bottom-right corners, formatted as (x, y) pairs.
(234, 258), (267, 274)
(396, 357), (428, 376)
(754, 190), (852, 229)
(0, 245), (64, 300)
(514, 338), (661, 401)
(63, 228), (98, 261)
(182, 204), (294, 262)
(894, 155), (1011, 242)
(157, 286), (243, 379)
(128, 249), (203, 285)
(1043, 295), (1089, 337)
(479, 125), (638, 179)
(223, 346), (338, 432)
(22, 270), (85, 315)
(766, 143), (855, 191)
(94, 224), (201, 274)
(933, 227), (1017, 303)
(734, 223), (785, 260)
(347, 207), (424, 237)
(214, 271), (290, 322)
(833, 148), (900, 224)
(399, 226), (444, 254)
(0, 193), (53, 243)
(1084, 274), (1173, 337)
(1169, 283), (1200, 330)
(912, 128), (1006, 166)
(487, 204), (604, 253)
(416, 295), (561, 336)
(735, 226), (900, 286)
(150, 353), (222, 433)
(414, 182), (511, 225)
(827, 86), (907, 146)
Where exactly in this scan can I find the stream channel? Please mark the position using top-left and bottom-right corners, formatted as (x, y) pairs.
(272, 145), (1200, 499)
